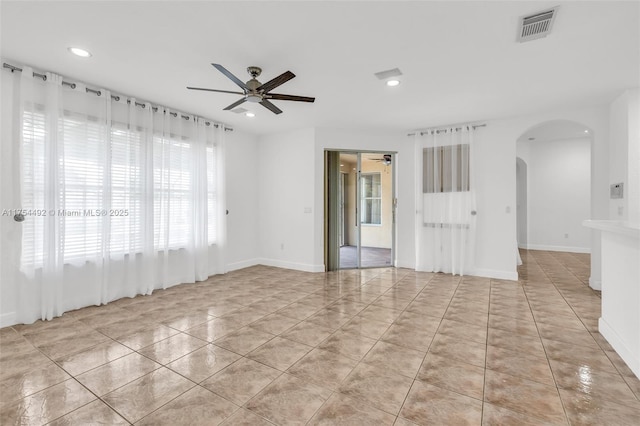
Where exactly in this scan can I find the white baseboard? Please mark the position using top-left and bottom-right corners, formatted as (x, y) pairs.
(472, 268), (518, 281)
(589, 277), (602, 291)
(524, 244), (591, 254)
(0, 311), (16, 328)
(226, 258), (261, 272)
(599, 317), (640, 379)
(396, 260), (415, 269)
(258, 258), (325, 273)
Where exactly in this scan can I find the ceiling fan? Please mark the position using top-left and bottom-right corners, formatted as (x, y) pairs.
(187, 64), (315, 115)
(371, 154), (392, 165)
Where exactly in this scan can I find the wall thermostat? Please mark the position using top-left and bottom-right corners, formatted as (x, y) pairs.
(610, 183), (624, 199)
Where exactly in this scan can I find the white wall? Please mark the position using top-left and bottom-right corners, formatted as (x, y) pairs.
(609, 89), (640, 224)
(610, 94), (629, 220)
(517, 137), (591, 253)
(257, 128), (320, 271)
(0, 69), (20, 326)
(628, 90), (640, 225)
(469, 123), (519, 279)
(516, 157), (528, 246)
(479, 105), (609, 284)
(259, 106), (609, 283)
(225, 130), (261, 271)
(313, 128), (414, 269)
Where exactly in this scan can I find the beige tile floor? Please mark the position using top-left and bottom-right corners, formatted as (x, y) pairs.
(1, 250), (639, 425)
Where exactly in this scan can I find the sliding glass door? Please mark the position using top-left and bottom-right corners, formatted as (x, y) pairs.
(326, 150), (395, 270)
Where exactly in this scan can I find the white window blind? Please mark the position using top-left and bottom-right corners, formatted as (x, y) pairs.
(62, 112), (107, 262)
(361, 173), (382, 225)
(21, 109), (220, 267)
(21, 110), (46, 266)
(110, 125), (143, 254)
(206, 145), (217, 245)
(153, 135), (192, 250)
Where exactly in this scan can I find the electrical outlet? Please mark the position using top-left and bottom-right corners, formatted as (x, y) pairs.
(564, 233), (569, 239)
(618, 206), (624, 216)
(280, 243), (284, 250)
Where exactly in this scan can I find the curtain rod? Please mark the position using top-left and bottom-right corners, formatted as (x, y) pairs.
(407, 123), (486, 137)
(3, 62), (233, 132)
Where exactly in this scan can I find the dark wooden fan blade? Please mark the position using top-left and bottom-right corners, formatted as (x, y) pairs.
(187, 87), (245, 95)
(223, 97), (247, 111)
(259, 99), (283, 115)
(267, 93), (315, 103)
(212, 63), (249, 91)
(257, 71), (295, 93)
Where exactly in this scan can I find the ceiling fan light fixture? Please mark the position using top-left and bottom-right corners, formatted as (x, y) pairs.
(188, 64), (315, 115)
(68, 47), (92, 58)
(386, 79), (400, 87)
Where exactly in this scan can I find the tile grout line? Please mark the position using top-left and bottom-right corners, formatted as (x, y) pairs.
(522, 251), (574, 425)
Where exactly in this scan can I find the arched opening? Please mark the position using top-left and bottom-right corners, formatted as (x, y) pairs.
(515, 120), (593, 268)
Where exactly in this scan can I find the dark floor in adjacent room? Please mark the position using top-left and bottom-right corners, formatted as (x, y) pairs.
(339, 245), (392, 269)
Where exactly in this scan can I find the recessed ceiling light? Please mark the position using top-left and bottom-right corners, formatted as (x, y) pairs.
(340, 164), (344, 166)
(68, 47), (92, 58)
(386, 79), (400, 87)
(245, 112), (255, 118)
(584, 130), (589, 133)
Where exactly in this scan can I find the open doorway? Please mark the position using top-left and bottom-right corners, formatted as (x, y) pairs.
(325, 150), (396, 270)
(515, 120), (592, 259)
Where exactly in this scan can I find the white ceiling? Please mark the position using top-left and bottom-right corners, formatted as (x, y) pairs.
(1, 1), (638, 136)
(518, 119), (591, 143)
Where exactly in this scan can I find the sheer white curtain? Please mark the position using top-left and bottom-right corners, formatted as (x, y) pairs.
(11, 67), (226, 324)
(414, 126), (477, 276)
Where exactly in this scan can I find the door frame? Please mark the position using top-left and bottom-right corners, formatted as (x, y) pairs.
(324, 149), (397, 271)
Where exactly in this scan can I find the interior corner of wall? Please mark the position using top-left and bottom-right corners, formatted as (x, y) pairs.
(0, 311), (17, 328)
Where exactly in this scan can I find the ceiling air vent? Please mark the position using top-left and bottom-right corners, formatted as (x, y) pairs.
(517, 7), (558, 43)
(374, 68), (403, 80)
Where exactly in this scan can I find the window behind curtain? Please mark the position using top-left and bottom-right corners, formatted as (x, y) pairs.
(153, 136), (192, 250)
(423, 144), (470, 193)
(21, 110), (218, 267)
(206, 145), (217, 245)
(21, 110), (46, 266)
(110, 124), (143, 254)
(361, 173), (382, 225)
